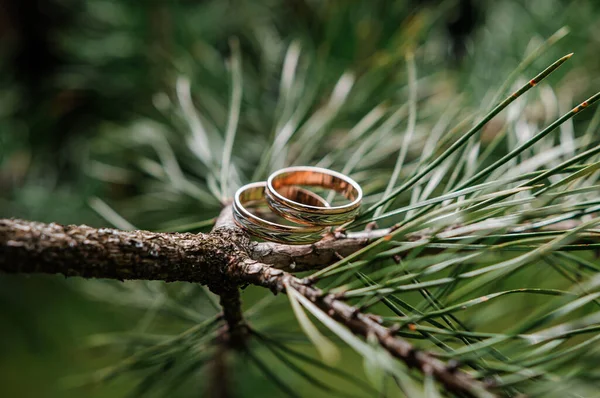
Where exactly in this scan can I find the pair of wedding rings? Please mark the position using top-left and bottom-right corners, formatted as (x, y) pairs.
(233, 166), (362, 244)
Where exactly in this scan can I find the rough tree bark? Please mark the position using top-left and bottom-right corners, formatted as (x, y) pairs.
(6, 207), (590, 397)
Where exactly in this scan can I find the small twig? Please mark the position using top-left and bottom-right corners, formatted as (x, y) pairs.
(213, 201), (237, 229)
(250, 228), (391, 272)
(251, 220), (598, 272)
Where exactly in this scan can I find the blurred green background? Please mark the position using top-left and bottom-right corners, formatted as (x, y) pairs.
(1, 0), (600, 397)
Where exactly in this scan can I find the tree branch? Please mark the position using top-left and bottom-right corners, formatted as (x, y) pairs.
(0, 212), (251, 341)
(233, 258), (493, 398)
(0, 218), (230, 284)
(0, 216), (249, 339)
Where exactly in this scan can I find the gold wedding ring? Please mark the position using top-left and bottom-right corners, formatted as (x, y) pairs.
(233, 182), (329, 244)
(266, 166), (362, 226)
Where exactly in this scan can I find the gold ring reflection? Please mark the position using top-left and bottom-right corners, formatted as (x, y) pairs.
(266, 166), (362, 226)
(233, 182), (329, 244)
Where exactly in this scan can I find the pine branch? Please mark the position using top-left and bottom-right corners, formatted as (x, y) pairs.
(234, 258), (494, 398)
(0, 212), (497, 396)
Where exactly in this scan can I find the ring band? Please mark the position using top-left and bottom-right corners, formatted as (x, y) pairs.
(233, 182), (329, 244)
(266, 166), (362, 226)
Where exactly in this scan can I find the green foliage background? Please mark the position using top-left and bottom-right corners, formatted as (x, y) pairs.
(1, 1), (600, 397)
